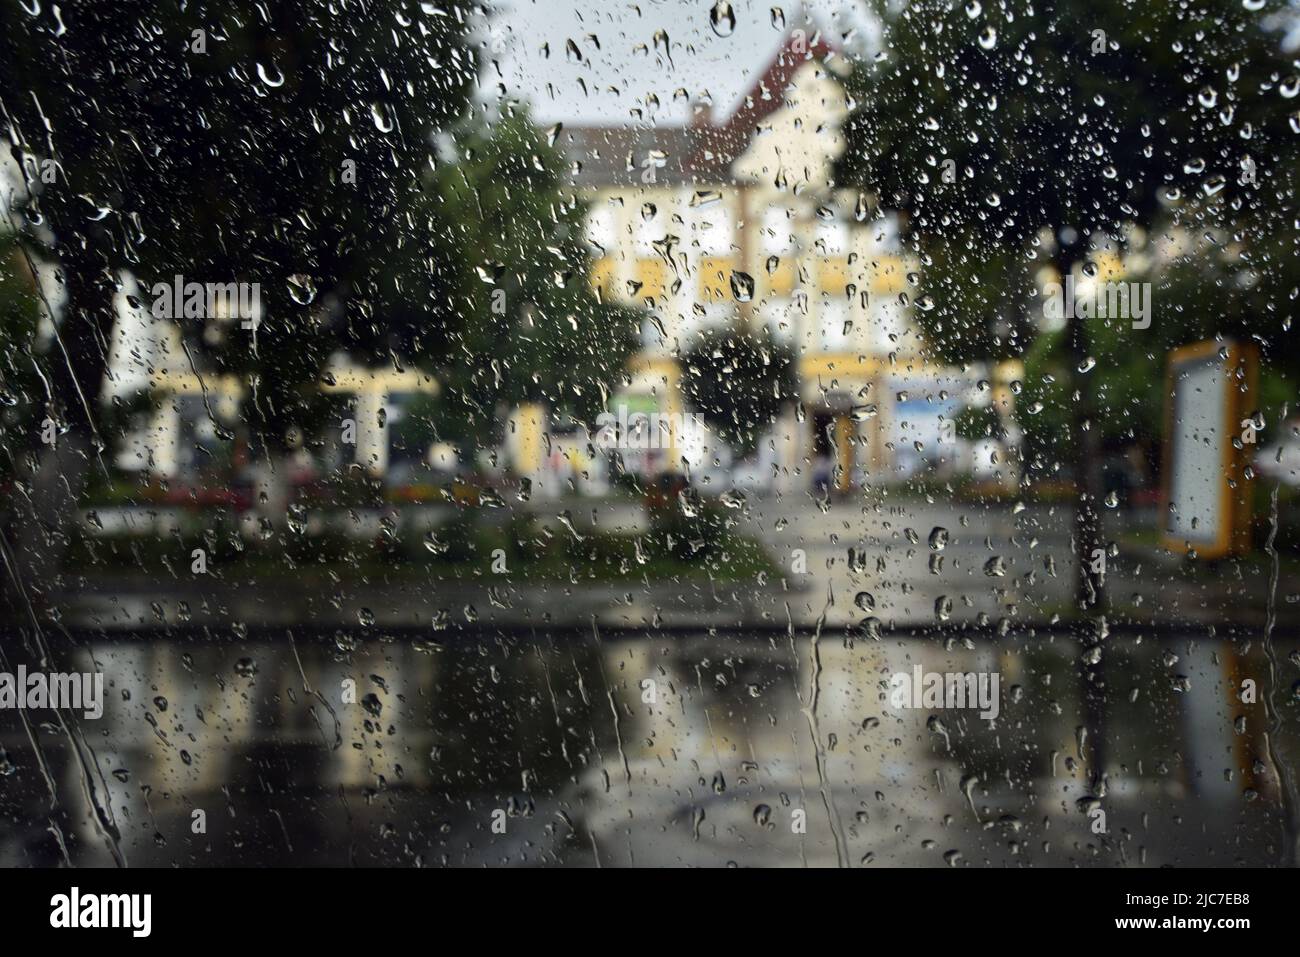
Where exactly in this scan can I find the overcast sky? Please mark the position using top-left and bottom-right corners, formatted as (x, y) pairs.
(478, 0), (876, 125)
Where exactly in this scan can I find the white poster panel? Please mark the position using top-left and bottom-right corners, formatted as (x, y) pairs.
(1166, 355), (1227, 547)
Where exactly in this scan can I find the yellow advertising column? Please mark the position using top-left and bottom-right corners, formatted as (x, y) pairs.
(510, 402), (548, 478)
(1158, 339), (1258, 559)
(834, 413), (854, 494)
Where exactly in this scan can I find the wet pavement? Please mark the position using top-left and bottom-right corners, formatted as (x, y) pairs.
(13, 500), (1299, 867)
(53, 500), (1297, 632)
(1, 623), (1295, 867)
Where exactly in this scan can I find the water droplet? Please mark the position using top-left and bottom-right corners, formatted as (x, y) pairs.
(287, 274), (317, 305)
(729, 270), (755, 302)
(371, 102), (396, 132)
(256, 62), (285, 88)
(710, 1), (736, 37)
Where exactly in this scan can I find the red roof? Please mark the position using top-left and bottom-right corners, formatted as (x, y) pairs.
(719, 33), (836, 136)
(561, 28), (839, 186)
(688, 30), (837, 171)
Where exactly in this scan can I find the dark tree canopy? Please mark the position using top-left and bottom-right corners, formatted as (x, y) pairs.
(840, 0), (1295, 253)
(680, 328), (795, 459)
(2, 0), (476, 450)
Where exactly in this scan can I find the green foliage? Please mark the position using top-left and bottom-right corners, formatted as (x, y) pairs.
(838, 0), (1300, 472)
(2, 5), (637, 471)
(840, 0), (1292, 251)
(912, 242), (1039, 366)
(387, 393), (442, 464)
(680, 328), (795, 459)
(2, 1), (479, 452)
(427, 105), (640, 449)
(646, 489), (730, 563)
(955, 402), (1000, 441)
(0, 234), (42, 474)
(1020, 250), (1296, 468)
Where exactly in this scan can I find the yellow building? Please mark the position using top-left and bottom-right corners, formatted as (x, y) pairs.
(558, 32), (947, 493)
(105, 284), (439, 480)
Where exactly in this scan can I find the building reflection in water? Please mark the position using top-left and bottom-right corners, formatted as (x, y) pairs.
(0, 626), (1290, 867)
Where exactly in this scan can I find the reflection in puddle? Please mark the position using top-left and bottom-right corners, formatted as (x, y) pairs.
(0, 627), (1292, 867)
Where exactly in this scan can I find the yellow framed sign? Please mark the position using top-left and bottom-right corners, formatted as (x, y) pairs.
(1158, 339), (1259, 559)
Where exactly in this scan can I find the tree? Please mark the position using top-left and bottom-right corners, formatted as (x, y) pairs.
(0, 231), (42, 478)
(424, 105), (641, 453)
(680, 328), (796, 460)
(0, 0), (476, 590)
(1022, 232), (1298, 472)
(839, 0), (1298, 610)
(2, 2), (640, 596)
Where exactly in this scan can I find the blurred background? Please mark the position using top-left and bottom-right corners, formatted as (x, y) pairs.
(1, 0), (1300, 867)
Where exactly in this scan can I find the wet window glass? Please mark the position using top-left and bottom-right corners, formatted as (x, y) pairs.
(1, 0), (1299, 874)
